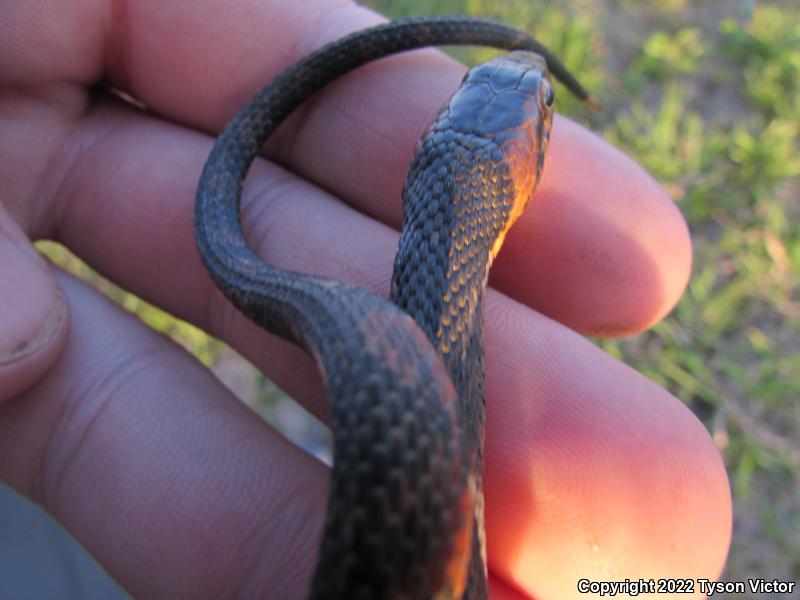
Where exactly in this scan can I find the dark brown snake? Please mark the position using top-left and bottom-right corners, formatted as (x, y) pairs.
(194, 15), (590, 600)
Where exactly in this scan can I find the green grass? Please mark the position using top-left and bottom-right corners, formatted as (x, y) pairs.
(44, 0), (799, 591)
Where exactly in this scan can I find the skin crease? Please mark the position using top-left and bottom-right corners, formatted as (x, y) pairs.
(0, 0), (731, 599)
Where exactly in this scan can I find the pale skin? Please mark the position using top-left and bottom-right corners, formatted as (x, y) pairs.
(0, 1), (732, 598)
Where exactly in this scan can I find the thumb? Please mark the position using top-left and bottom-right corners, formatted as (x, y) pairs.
(0, 205), (68, 401)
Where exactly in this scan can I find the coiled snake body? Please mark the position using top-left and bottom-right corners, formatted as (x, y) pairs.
(194, 15), (589, 600)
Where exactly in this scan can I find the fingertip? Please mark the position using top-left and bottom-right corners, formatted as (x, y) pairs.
(494, 116), (692, 336)
(483, 318), (731, 597)
(0, 233), (69, 402)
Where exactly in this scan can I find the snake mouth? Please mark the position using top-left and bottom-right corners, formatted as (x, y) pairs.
(448, 51), (554, 262)
(489, 117), (552, 260)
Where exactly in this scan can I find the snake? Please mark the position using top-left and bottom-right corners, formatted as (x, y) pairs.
(194, 15), (591, 600)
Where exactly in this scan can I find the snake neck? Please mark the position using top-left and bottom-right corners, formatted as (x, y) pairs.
(391, 133), (516, 416)
(391, 51), (551, 414)
(390, 131), (517, 599)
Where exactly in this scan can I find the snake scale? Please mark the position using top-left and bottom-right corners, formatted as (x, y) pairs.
(194, 15), (590, 600)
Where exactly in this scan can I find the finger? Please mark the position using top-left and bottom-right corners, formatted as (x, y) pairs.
(490, 118), (692, 336)
(0, 205), (68, 401)
(482, 298), (731, 598)
(15, 95), (684, 419)
(2, 0), (689, 334)
(0, 270), (325, 599)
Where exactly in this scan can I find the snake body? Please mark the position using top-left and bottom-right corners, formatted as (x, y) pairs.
(194, 16), (588, 599)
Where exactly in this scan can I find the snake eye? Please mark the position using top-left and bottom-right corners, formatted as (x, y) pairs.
(543, 84), (555, 108)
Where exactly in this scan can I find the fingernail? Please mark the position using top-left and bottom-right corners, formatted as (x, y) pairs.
(0, 237), (66, 364)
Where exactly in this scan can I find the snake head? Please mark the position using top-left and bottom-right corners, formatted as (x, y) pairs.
(446, 50), (556, 260)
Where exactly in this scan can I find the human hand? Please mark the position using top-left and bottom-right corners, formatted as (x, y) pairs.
(0, 1), (731, 598)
